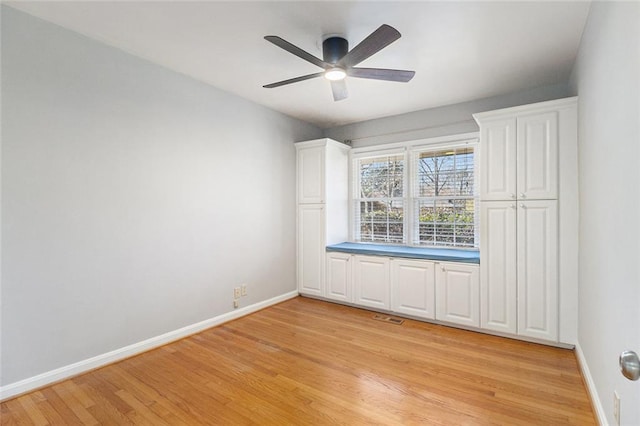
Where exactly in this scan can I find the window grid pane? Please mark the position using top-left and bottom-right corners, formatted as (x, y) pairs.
(357, 200), (404, 244)
(414, 198), (475, 248)
(359, 155), (404, 199)
(416, 148), (474, 197)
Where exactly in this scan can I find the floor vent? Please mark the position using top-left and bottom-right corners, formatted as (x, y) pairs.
(372, 314), (404, 325)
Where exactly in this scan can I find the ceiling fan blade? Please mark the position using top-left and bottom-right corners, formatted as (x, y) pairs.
(339, 24), (401, 68)
(264, 36), (329, 69)
(331, 80), (348, 101)
(263, 72), (324, 88)
(348, 67), (415, 82)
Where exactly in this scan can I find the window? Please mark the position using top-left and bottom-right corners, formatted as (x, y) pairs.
(413, 147), (476, 248)
(354, 154), (405, 243)
(352, 137), (478, 249)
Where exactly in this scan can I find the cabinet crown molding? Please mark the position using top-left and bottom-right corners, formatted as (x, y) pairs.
(295, 138), (350, 151)
(472, 97), (577, 123)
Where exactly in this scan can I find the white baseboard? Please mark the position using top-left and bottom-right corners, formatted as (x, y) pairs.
(0, 290), (299, 402)
(575, 341), (607, 425)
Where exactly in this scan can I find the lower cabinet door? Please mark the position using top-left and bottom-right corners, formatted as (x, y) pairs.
(435, 262), (480, 327)
(353, 255), (390, 310)
(480, 201), (517, 334)
(297, 205), (325, 297)
(517, 200), (558, 341)
(391, 259), (436, 319)
(325, 252), (352, 302)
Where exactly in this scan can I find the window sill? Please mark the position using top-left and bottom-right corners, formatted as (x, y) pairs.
(326, 242), (480, 264)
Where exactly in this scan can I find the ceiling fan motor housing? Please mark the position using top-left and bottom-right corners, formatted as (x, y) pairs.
(323, 37), (349, 64)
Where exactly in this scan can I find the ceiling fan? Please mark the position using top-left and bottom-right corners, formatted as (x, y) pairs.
(263, 24), (415, 101)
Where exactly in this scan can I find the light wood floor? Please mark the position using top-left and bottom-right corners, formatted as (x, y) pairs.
(1, 297), (595, 425)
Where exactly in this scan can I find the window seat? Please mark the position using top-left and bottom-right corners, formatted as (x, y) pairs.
(326, 242), (480, 264)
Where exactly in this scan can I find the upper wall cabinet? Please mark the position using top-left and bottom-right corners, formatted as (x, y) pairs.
(297, 145), (325, 204)
(478, 118), (517, 201)
(476, 107), (559, 201)
(297, 138), (350, 205)
(517, 112), (559, 200)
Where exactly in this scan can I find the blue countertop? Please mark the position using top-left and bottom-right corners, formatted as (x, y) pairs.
(326, 242), (480, 264)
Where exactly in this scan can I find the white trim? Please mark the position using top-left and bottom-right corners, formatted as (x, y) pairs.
(294, 138), (350, 152)
(575, 341), (607, 426)
(350, 146), (406, 159)
(350, 131), (479, 156)
(472, 97), (578, 122)
(0, 291), (299, 402)
(408, 137), (478, 153)
(300, 294), (573, 348)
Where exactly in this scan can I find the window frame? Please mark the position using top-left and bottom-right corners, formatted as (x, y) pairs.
(351, 147), (408, 244)
(350, 133), (479, 249)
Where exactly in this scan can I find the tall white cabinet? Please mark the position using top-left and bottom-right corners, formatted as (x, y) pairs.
(296, 139), (350, 298)
(474, 97), (578, 344)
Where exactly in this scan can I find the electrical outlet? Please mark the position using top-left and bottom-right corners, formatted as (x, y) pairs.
(233, 299), (239, 309)
(234, 287), (241, 298)
(613, 391), (620, 426)
(241, 284), (247, 296)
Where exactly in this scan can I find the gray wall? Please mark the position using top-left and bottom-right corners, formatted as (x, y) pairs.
(1, 6), (321, 385)
(324, 83), (572, 147)
(569, 2), (640, 425)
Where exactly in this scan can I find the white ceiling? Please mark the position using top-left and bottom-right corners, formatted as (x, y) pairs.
(6, 1), (591, 128)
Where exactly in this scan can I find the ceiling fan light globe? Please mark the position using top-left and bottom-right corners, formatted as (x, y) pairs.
(324, 68), (346, 81)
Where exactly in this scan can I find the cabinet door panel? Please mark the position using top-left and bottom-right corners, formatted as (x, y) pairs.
(297, 205), (325, 296)
(480, 202), (517, 333)
(517, 200), (558, 341)
(436, 263), (480, 327)
(479, 118), (517, 201)
(354, 256), (390, 310)
(326, 252), (352, 302)
(391, 259), (435, 319)
(517, 112), (558, 199)
(297, 147), (324, 203)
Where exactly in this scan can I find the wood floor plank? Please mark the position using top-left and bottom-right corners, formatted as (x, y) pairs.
(51, 383), (99, 426)
(1, 297), (595, 424)
(16, 394), (48, 426)
(2, 398), (35, 425)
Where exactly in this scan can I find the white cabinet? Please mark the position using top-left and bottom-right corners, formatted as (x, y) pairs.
(478, 118), (517, 201)
(480, 202), (517, 334)
(296, 139), (349, 297)
(297, 145), (325, 204)
(474, 97), (577, 344)
(391, 258), (436, 320)
(297, 205), (325, 297)
(517, 112), (558, 200)
(353, 255), (390, 310)
(478, 112), (558, 202)
(517, 200), (558, 341)
(322, 252), (482, 329)
(325, 252), (352, 303)
(435, 262), (480, 327)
